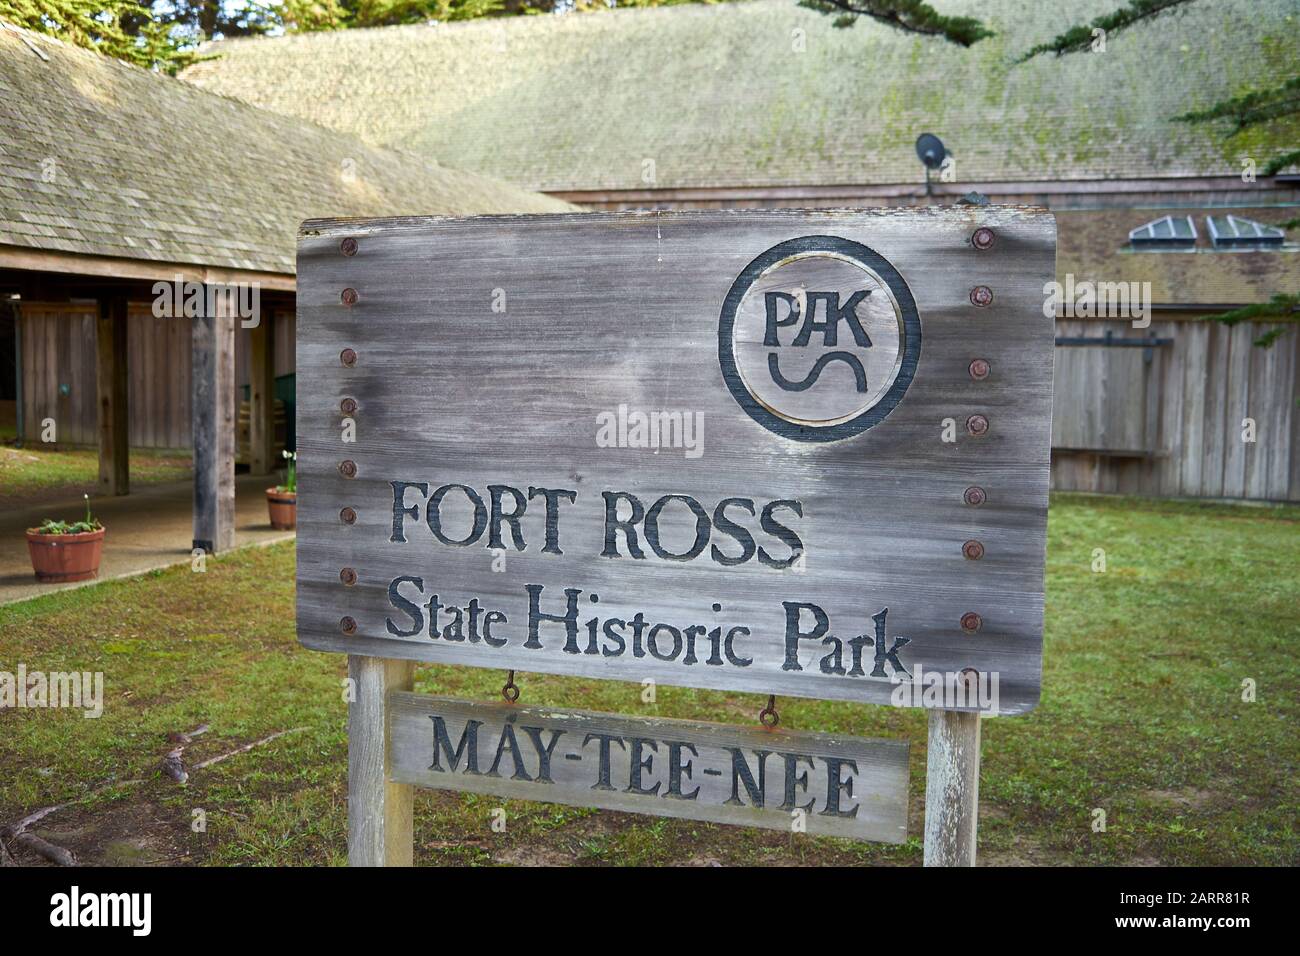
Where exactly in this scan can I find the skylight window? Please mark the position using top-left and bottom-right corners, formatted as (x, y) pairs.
(1206, 215), (1285, 248)
(1128, 215), (1197, 248)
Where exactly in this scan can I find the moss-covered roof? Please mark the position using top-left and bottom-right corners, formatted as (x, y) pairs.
(181, 0), (1300, 193)
(0, 23), (572, 275)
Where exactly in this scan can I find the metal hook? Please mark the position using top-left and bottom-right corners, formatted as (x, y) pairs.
(501, 670), (519, 703)
(758, 694), (780, 728)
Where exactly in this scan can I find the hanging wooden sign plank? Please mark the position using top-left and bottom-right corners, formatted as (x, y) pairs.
(296, 208), (1056, 714)
(388, 693), (910, 843)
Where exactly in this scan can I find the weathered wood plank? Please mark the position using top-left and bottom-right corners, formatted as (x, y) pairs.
(295, 208), (1056, 715)
(923, 708), (980, 866)
(1154, 320), (1184, 497)
(388, 692), (909, 843)
(249, 311), (276, 475)
(1180, 320), (1209, 496)
(349, 656), (414, 866)
(96, 295), (129, 496)
(192, 298), (236, 553)
(1222, 323), (1252, 498)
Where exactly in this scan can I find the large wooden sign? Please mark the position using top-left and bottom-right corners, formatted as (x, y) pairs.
(388, 693), (909, 842)
(297, 209), (1055, 715)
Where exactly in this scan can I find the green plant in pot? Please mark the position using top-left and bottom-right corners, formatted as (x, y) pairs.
(267, 449), (297, 530)
(26, 494), (106, 583)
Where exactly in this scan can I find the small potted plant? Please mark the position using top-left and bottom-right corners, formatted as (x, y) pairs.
(267, 449), (297, 530)
(26, 494), (106, 582)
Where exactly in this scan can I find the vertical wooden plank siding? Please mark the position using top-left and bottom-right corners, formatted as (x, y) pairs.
(1221, 324), (1252, 498)
(249, 312), (276, 474)
(96, 295), (129, 496)
(1179, 321), (1209, 495)
(1050, 317), (1298, 502)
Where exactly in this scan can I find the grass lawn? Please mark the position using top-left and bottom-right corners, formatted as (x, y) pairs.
(0, 493), (1296, 866)
(0, 441), (193, 508)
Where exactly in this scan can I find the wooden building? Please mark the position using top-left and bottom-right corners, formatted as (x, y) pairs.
(183, 0), (1300, 501)
(0, 22), (571, 550)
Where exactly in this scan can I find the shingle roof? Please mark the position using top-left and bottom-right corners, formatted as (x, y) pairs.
(181, 0), (1300, 194)
(0, 23), (572, 276)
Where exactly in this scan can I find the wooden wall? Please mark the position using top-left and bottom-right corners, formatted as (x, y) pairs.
(1050, 316), (1299, 501)
(17, 303), (296, 451)
(19, 303), (105, 447)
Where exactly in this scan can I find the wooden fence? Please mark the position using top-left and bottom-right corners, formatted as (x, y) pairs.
(1051, 315), (1299, 501)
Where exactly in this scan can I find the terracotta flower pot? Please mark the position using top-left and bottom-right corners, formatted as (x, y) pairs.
(25, 528), (106, 583)
(267, 489), (297, 530)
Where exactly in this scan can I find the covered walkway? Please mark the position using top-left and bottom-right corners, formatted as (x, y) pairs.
(0, 475), (293, 605)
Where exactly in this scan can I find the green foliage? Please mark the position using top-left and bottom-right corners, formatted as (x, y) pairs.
(0, 0), (199, 71)
(1175, 74), (1300, 177)
(278, 0), (503, 31)
(1262, 149), (1300, 178)
(277, 0), (718, 31)
(30, 494), (104, 530)
(1177, 76), (1300, 132)
(796, 0), (992, 45)
(1200, 294), (1300, 348)
(32, 518), (103, 534)
(32, 496), (103, 535)
(1014, 0), (1194, 62)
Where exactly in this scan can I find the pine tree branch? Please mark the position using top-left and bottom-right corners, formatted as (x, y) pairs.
(796, 0), (993, 46)
(1203, 295), (1300, 349)
(1176, 76), (1300, 133)
(1015, 0), (1194, 62)
(1263, 149), (1300, 178)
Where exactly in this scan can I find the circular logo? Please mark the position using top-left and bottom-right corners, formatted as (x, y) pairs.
(718, 236), (921, 442)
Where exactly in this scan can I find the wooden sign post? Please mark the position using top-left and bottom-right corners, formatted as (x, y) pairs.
(296, 208), (1056, 867)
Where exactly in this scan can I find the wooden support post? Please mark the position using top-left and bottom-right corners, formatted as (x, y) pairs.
(348, 655), (415, 867)
(923, 709), (982, 867)
(192, 297), (236, 553)
(249, 310), (276, 475)
(95, 295), (129, 496)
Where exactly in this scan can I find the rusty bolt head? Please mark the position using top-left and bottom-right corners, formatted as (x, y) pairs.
(969, 358), (990, 381)
(961, 612), (983, 633)
(340, 397), (358, 416)
(970, 285), (993, 308)
(340, 616), (357, 635)
(340, 348), (357, 368)
(971, 227), (995, 250)
(340, 567), (358, 586)
(964, 486), (987, 507)
(966, 414), (989, 437)
(340, 237), (358, 257)
(340, 506), (357, 525)
(341, 287), (359, 307)
(338, 459), (357, 479)
(962, 539), (985, 560)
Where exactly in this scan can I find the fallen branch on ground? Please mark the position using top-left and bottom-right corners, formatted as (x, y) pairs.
(14, 832), (76, 867)
(1, 724), (307, 865)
